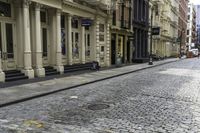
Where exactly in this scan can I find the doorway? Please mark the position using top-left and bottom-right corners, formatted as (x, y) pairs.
(0, 21), (16, 71)
(111, 34), (116, 65)
(127, 40), (130, 63)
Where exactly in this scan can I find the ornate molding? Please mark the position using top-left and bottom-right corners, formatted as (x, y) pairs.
(23, 0), (31, 8)
(35, 3), (41, 10)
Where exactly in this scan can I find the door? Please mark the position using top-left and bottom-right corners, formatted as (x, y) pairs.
(111, 34), (116, 65)
(127, 40), (130, 63)
(0, 22), (16, 71)
(41, 27), (49, 66)
(85, 32), (91, 61)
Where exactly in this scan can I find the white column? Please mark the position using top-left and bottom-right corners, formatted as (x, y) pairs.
(22, 0), (34, 78)
(55, 9), (64, 73)
(0, 51), (5, 82)
(105, 20), (111, 67)
(95, 18), (100, 63)
(35, 4), (45, 77)
(67, 14), (72, 65)
(81, 26), (86, 64)
(15, 2), (24, 69)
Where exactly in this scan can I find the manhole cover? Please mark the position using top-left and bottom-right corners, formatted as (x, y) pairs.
(88, 103), (110, 111)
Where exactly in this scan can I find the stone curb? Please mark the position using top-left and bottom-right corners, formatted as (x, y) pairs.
(0, 59), (183, 108)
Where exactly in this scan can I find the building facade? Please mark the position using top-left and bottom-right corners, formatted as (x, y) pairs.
(195, 5), (200, 44)
(132, 0), (149, 63)
(187, 3), (197, 50)
(149, 0), (179, 58)
(0, 0), (111, 82)
(110, 0), (133, 65)
(178, 0), (189, 54)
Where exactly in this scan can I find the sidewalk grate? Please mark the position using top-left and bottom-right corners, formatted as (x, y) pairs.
(88, 103), (110, 111)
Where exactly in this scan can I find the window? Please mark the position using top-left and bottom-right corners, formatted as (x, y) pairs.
(187, 30), (189, 35)
(72, 19), (79, 29)
(99, 24), (104, 32)
(99, 35), (104, 42)
(112, 10), (116, 26)
(85, 26), (89, 30)
(0, 1), (11, 17)
(101, 46), (104, 52)
(40, 11), (47, 23)
(42, 28), (47, 57)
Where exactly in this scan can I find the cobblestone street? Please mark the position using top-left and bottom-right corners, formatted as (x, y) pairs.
(1, 58), (200, 133)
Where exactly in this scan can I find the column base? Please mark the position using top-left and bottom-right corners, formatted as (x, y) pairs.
(22, 69), (35, 79)
(54, 65), (64, 74)
(35, 68), (45, 77)
(81, 60), (86, 64)
(0, 72), (5, 82)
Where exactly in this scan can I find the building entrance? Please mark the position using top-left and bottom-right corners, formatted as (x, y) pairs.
(0, 21), (16, 71)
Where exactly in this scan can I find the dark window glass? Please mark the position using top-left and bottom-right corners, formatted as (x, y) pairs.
(61, 28), (66, 55)
(61, 15), (65, 29)
(112, 10), (116, 25)
(0, 23), (2, 54)
(85, 26), (89, 30)
(99, 35), (104, 42)
(42, 28), (47, 57)
(87, 34), (90, 46)
(99, 24), (104, 32)
(101, 46), (104, 52)
(40, 11), (46, 23)
(6, 23), (13, 58)
(0, 1), (11, 17)
(72, 32), (74, 43)
(72, 19), (78, 29)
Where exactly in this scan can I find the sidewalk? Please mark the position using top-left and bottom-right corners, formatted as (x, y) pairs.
(0, 58), (181, 107)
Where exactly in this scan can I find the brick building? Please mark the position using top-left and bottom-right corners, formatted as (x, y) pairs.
(178, 0), (189, 54)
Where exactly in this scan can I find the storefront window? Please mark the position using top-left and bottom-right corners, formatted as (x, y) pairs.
(72, 19), (79, 29)
(72, 32), (79, 58)
(0, 1), (11, 17)
(61, 15), (66, 55)
(85, 26), (89, 30)
(40, 11), (47, 23)
(85, 34), (90, 57)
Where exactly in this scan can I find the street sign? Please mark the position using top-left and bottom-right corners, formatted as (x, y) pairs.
(152, 27), (160, 35)
(81, 19), (92, 26)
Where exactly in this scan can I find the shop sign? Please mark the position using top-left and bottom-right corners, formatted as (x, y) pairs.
(81, 19), (92, 26)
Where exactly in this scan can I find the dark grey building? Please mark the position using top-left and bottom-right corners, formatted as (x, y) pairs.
(132, 0), (149, 63)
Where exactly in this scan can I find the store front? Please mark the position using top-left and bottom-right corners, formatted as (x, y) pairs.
(0, 1), (17, 71)
(0, 0), (111, 82)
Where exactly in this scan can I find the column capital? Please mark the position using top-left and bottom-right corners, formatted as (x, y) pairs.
(23, 0), (31, 8)
(35, 3), (41, 10)
(56, 9), (62, 16)
(67, 14), (73, 17)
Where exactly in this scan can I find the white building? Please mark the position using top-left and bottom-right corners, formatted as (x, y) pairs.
(187, 3), (196, 50)
(0, 0), (112, 82)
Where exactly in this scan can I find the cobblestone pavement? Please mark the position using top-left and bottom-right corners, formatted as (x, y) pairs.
(1, 58), (200, 133)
